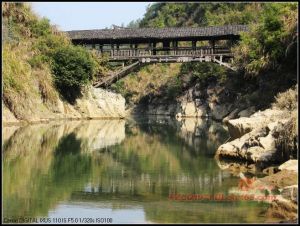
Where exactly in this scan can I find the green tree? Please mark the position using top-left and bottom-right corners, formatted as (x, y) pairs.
(51, 45), (97, 102)
(233, 3), (297, 76)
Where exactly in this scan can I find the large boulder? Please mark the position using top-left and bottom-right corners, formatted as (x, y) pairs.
(227, 108), (286, 139)
(74, 87), (126, 118)
(216, 120), (289, 163)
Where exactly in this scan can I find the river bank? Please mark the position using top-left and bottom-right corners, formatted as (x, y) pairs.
(3, 86), (126, 126)
(214, 105), (298, 222)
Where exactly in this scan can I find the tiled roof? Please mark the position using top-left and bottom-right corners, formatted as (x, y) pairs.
(67, 25), (248, 41)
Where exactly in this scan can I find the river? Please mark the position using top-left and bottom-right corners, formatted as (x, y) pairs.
(2, 116), (270, 223)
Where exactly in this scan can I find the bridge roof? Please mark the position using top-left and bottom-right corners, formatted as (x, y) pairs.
(67, 25), (248, 43)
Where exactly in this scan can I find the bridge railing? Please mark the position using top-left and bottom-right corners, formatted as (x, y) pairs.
(99, 46), (231, 59)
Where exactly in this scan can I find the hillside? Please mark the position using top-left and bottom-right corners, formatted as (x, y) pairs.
(114, 3), (297, 115)
(2, 3), (125, 124)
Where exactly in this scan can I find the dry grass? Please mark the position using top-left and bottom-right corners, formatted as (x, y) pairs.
(272, 85), (298, 111)
(275, 109), (298, 160)
(2, 3), (68, 119)
(3, 42), (59, 119)
(272, 86), (298, 160)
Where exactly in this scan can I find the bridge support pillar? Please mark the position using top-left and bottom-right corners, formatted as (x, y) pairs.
(163, 41), (170, 55)
(135, 44), (138, 57)
(192, 41), (197, 50)
(153, 42), (157, 55)
(210, 40), (215, 54)
(111, 44), (115, 57)
(100, 44), (103, 55)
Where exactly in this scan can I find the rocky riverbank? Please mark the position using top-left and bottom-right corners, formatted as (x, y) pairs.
(214, 105), (298, 222)
(3, 86), (126, 125)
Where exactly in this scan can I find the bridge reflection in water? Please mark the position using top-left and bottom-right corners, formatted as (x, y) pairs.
(3, 118), (269, 223)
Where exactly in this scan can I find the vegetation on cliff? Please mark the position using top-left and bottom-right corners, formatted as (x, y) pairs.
(119, 2), (297, 109)
(2, 2), (298, 120)
(2, 3), (103, 117)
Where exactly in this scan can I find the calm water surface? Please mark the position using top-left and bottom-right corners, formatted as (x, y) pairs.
(3, 117), (270, 223)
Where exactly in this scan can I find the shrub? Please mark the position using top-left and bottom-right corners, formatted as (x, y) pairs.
(272, 86), (298, 111)
(166, 76), (182, 99)
(51, 45), (97, 102)
(233, 3), (297, 76)
(275, 110), (298, 160)
(29, 17), (52, 38)
(180, 62), (227, 84)
(28, 55), (49, 68)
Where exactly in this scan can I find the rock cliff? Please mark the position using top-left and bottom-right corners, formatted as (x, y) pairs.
(3, 86), (126, 125)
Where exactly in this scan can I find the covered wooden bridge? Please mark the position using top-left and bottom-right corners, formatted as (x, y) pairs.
(67, 25), (248, 87)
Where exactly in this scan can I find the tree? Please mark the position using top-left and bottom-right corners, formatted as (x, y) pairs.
(51, 45), (97, 102)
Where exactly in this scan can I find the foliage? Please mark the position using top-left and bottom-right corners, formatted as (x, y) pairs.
(233, 3), (298, 76)
(127, 19), (141, 28)
(3, 44), (31, 92)
(180, 62), (227, 84)
(165, 76), (182, 99)
(205, 3), (263, 26)
(29, 17), (52, 38)
(3, 2), (101, 106)
(51, 46), (97, 102)
(140, 3), (262, 28)
(272, 85), (298, 111)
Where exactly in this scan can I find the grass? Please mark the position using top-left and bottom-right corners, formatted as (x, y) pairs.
(272, 85), (298, 111)
(272, 86), (298, 159)
(2, 2), (101, 120)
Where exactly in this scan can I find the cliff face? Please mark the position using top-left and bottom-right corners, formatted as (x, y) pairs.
(136, 78), (256, 121)
(3, 86), (126, 125)
(134, 67), (296, 123)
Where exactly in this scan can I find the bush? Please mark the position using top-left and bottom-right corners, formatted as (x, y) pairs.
(29, 17), (52, 38)
(51, 45), (97, 102)
(180, 62), (227, 84)
(276, 110), (298, 160)
(233, 3), (297, 76)
(28, 55), (49, 68)
(166, 76), (182, 99)
(272, 86), (298, 111)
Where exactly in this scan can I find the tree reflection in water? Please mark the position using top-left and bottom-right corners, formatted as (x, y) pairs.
(2, 118), (269, 223)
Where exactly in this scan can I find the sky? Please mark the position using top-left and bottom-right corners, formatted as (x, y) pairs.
(31, 2), (152, 31)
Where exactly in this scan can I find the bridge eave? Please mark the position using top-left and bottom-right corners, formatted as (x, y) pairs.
(70, 34), (241, 45)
